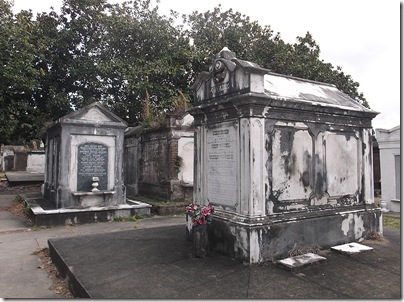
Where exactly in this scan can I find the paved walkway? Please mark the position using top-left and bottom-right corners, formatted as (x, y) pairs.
(0, 193), (401, 299)
(0, 193), (183, 298)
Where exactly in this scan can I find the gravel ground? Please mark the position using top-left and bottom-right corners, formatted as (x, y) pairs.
(0, 179), (42, 194)
(32, 247), (73, 298)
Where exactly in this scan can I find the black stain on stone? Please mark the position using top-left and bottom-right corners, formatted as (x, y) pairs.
(208, 220), (237, 258)
(315, 171), (325, 198)
(300, 150), (312, 188)
(280, 129), (294, 154)
(272, 190), (283, 200)
(317, 151), (327, 198)
(265, 137), (271, 152)
(283, 152), (296, 177)
(301, 171), (310, 187)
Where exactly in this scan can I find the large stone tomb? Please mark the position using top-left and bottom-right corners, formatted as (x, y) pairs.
(124, 113), (194, 202)
(376, 126), (400, 212)
(188, 48), (382, 263)
(43, 102), (127, 208)
(33, 102), (151, 226)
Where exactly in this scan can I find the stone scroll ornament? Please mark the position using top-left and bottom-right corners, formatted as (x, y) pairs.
(213, 60), (227, 83)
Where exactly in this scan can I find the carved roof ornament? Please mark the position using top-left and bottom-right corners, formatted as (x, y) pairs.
(212, 60), (227, 83)
(209, 47), (237, 84)
(215, 47), (236, 60)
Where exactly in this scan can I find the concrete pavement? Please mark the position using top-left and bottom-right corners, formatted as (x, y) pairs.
(0, 192), (401, 299)
(48, 224), (401, 299)
(0, 192), (182, 298)
(0, 193), (57, 298)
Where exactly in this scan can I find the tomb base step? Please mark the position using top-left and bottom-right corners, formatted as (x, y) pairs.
(24, 196), (151, 227)
(208, 206), (382, 264)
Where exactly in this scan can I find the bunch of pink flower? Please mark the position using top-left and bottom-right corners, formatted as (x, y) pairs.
(185, 203), (215, 226)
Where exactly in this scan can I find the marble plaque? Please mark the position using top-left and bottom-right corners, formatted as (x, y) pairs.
(271, 127), (313, 201)
(206, 125), (238, 206)
(77, 143), (108, 191)
(325, 133), (358, 196)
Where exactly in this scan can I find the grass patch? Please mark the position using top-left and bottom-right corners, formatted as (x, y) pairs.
(24, 204), (33, 215)
(14, 195), (23, 202)
(113, 214), (145, 222)
(128, 195), (189, 216)
(383, 216), (400, 230)
(130, 195), (190, 207)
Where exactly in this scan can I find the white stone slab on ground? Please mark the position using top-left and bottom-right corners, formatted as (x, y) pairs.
(5, 171), (44, 182)
(277, 253), (326, 270)
(331, 242), (373, 254)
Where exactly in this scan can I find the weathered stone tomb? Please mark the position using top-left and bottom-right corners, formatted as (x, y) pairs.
(188, 48), (382, 263)
(43, 102), (127, 208)
(124, 113), (194, 201)
(376, 125), (400, 212)
(1, 146), (24, 172)
(26, 149), (45, 173)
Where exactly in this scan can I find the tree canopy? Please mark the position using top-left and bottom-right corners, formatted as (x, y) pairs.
(0, 0), (368, 145)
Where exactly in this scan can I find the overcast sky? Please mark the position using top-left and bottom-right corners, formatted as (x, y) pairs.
(12, 0), (401, 130)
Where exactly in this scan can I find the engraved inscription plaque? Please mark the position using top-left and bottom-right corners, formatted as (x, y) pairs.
(206, 125), (237, 206)
(77, 143), (108, 191)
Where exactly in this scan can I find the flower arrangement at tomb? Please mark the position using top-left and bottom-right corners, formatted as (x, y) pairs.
(185, 204), (215, 226)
